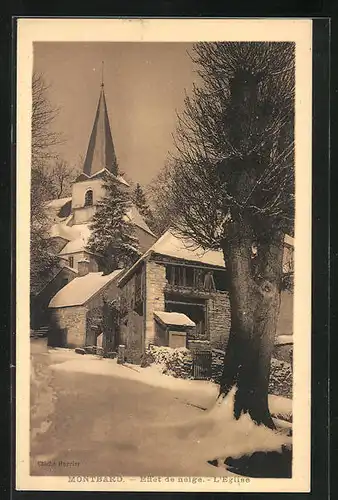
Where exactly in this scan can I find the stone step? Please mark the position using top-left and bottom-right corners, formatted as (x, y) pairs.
(32, 326), (49, 337)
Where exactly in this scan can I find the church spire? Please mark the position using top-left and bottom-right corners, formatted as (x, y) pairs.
(82, 67), (118, 177)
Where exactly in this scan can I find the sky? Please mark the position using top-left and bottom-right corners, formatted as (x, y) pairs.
(33, 42), (199, 186)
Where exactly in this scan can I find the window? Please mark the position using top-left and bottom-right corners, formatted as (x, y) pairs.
(84, 189), (93, 207)
(166, 264), (220, 291)
(165, 298), (207, 338)
(185, 267), (194, 287)
(213, 271), (228, 291)
(68, 256), (74, 268)
(61, 278), (68, 288)
(134, 270), (143, 304)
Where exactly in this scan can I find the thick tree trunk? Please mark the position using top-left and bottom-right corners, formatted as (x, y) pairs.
(219, 222), (284, 429)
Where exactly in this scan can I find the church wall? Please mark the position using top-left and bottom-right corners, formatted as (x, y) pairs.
(72, 206), (96, 224)
(134, 226), (157, 254)
(71, 178), (105, 210)
(60, 251), (98, 273)
(50, 236), (69, 254)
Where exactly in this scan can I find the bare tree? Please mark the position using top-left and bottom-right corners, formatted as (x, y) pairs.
(49, 160), (80, 199)
(154, 42), (295, 428)
(30, 73), (62, 299)
(32, 73), (62, 170)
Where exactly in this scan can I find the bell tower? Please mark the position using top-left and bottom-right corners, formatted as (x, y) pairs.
(71, 65), (126, 225)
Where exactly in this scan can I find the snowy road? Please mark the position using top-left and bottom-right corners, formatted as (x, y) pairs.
(30, 339), (291, 478)
(30, 339), (218, 477)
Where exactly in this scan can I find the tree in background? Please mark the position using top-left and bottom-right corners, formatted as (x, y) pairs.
(48, 159), (80, 199)
(153, 42), (295, 428)
(86, 173), (141, 274)
(32, 73), (61, 171)
(147, 167), (177, 236)
(133, 183), (156, 233)
(30, 73), (62, 297)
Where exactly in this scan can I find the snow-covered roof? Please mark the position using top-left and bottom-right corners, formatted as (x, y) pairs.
(49, 221), (76, 241)
(46, 198), (73, 225)
(49, 269), (123, 308)
(77, 168), (130, 188)
(58, 225), (92, 255)
(116, 175), (130, 187)
(125, 205), (156, 237)
(284, 234), (294, 247)
(275, 335), (293, 346)
(49, 206), (153, 256)
(46, 197), (72, 209)
(154, 311), (196, 327)
(151, 231), (225, 266)
(118, 230), (226, 286)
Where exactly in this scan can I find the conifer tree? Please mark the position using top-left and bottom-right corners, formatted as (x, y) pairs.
(87, 173), (141, 274)
(133, 183), (156, 233)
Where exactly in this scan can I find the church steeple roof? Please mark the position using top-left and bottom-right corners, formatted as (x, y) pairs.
(82, 76), (118, 177)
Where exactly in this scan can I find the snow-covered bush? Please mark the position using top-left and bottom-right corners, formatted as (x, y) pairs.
(269, 358), (293, 398)
(144, 345), (193, 379)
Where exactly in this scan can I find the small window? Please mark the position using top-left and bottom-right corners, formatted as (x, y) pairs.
(166, 264), (175, 285)
(84, 189), (93, 207)
(68, 256), (74, 268)
(186, 267), (194, 287)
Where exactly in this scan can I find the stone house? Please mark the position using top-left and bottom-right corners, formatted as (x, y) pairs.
(117, 230), (231, 364)
(117, 230), (294, 365)
(48, 258), (123, 348)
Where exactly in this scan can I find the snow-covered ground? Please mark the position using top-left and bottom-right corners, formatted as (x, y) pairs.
(49, 349), (292, 422)
(31, 340), (292, 478)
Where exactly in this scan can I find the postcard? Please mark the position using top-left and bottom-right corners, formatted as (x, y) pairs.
(16, 17), (312, 492)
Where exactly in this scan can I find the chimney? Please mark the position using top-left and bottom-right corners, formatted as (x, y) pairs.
(78, 258), (90, 277)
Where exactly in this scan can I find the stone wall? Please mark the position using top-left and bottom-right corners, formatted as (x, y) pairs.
(49, 306), (87, 348)
(118, 264), (146, 364)
(273, 343), (293, 363)
(49, 276), (121, 349)
(207, 292), (231, 350)
(145, 259), (167, 346)
(144, 258), (232, 352)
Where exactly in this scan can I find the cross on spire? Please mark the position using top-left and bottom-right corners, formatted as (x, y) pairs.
(101, 60), (104, 88)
